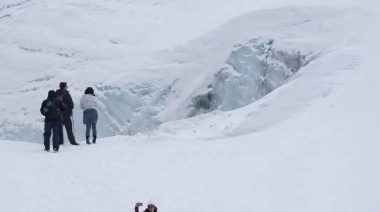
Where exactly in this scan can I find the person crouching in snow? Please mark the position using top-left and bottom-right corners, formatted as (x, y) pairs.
(135, 201), (158, 212)
(80, 87), (98, 144)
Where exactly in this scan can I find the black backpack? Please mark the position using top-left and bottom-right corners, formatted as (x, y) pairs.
(42, 99), (61, 118)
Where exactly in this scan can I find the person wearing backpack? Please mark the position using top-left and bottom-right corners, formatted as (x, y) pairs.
(80, 87), (98, 144)
(40, 90), (65, 152)
(56, 82), (79, 146)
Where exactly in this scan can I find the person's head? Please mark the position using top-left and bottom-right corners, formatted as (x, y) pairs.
(84, 87), (95, 96)
(47, 90), (57, 100)
(59, 82), (68, 91)
(147, 201), (157, 212)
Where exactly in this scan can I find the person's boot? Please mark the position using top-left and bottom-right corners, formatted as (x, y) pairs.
(86, 136), (91, 145)
(92, 136), (96, 144)
(71, 142), (79, 145)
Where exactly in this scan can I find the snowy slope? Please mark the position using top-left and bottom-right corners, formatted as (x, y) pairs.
(1, 0), (380, 211)
(0, 0), (376, 141)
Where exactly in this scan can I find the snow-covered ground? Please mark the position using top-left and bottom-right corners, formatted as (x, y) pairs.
(1, 0), (380, 211)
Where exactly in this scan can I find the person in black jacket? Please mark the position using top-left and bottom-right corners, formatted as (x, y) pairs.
(40, 90), (65, 152)
(56, 82), (79, 145)
(135, 202), (158, 212)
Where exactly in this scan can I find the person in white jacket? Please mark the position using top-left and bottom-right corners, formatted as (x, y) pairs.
(80, 87), (98, 144)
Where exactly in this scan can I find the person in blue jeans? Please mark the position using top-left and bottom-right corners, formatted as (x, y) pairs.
(40, 90), (65, 152)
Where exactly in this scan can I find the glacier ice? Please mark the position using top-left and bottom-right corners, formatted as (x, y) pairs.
(187, 38), (310, 117)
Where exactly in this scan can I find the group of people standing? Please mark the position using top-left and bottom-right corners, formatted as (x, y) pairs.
(40, 82), (98, 152)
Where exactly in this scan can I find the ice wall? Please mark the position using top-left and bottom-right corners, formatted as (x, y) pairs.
(187, 38), (309, 117)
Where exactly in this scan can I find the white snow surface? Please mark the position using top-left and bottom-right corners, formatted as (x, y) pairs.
(1, 0), (380, 211)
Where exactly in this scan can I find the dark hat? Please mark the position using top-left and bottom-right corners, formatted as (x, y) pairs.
(59, 82), (67, 89)
(84, 87), (95, 96)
